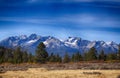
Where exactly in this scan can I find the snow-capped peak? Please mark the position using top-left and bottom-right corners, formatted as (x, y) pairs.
(67, 37), (81, 42)
(28, 34), (39, 40)
(19, 35), (27, 39)
(0, 34), (119, 56)
(106, 41), (117, 45)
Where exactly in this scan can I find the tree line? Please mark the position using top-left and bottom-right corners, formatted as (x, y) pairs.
(0, 42), (120, 64)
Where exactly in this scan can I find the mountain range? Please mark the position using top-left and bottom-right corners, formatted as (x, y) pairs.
(0, 34), (119, 56)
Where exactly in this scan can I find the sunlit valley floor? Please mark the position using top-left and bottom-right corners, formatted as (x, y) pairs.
(0, 68), (120, 78)
(0, 63), (120, 78)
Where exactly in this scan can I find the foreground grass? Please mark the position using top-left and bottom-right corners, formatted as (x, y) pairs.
(0, 68), (120, 78)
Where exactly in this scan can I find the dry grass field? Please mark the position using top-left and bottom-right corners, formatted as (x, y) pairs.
(0, 68), (120, 78)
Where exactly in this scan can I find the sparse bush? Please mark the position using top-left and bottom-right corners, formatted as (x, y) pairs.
(83, 72), (101, 75)
(0, 76), (2, 78)
(117, 75), (120, 78)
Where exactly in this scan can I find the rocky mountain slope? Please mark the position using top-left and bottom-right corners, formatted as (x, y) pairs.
(0, 34), (119, 56)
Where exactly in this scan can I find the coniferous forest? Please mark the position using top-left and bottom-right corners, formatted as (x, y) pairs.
(0, 42), (120, 64)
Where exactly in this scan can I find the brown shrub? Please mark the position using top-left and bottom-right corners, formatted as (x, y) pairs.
(117, 75), (120, 78)
(0, 76), (2, 78)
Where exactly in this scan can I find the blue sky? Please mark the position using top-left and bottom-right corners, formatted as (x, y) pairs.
(0, 0), (120, 43)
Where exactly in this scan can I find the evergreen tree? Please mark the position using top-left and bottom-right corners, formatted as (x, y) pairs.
(83, 52), (88, 61)
(28, 53), (34, 63)
(49, 53), (56, 62)
(22, 51), (28, 63)
(56, 54), (62, 63)
(71, 54), (75, 62)
(98, 50), (106, 61)
(0, 46), (5, 63)
(117, 45), (120, 60)
(107, 53), (117, 61)
(35, 42), (48, 63)
(13, 47), (23, 64)
(49, 53), (62, 63)
(63, 52), (70, 63)
(74, 52), (82, 62)
(4, 49), (13, 63)
(71, 52), (82, 62)
(85, 47), (97, 61)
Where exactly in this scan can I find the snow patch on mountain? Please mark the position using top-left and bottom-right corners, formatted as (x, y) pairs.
(27, 39), (38, 44)
(0, 34), (119, 56)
